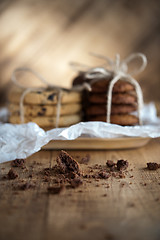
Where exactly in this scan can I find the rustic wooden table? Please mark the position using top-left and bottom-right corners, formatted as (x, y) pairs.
(0, 138), (160, 240)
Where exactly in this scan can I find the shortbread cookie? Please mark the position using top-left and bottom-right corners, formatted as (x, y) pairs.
(88, 93), (137, 105)
(9, 103), (82, 117)
(9, 114), (81, 128)
(86, 104), (137, 116)
(87, 114), (139, 126)
(8, 88), (81, 105)
(73, 74), (134, 93)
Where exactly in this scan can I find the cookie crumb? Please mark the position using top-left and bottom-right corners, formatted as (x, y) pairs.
(79, 154), (90, 164)
(98, 171), (110, 179)
(147, 162), (160, 170)
(117, 160), (129, 171)
(103, 194), (107, 197)
(119, 173), (125, 178)
(7, 169), (18, 180)
(11, 159), (26, 169)
(106, 160), (115, 168)
(70, 177), (83, 188)
(42, 168), (53, 176)
(47, 185), (64, 194)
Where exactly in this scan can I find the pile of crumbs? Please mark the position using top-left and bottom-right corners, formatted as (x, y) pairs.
(0, 150), (132, 195)
(2, 151), (160, 195)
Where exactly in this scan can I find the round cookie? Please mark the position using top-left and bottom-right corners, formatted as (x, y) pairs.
(88, 92), (137, 105)
(9, 114), (81, 128)
(91, 79), (134, 93)
(8, 88), (82, 105)
(9, 103), (82, 117)
(86, 104), (137, 116)
(87, 114), (139, 126)
(72, 74), (134, 93)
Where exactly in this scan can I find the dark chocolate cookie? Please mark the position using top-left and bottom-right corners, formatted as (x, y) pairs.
(87, 114), (139, 126)
(88, 92), (137, 105)
(91, 79), (134, 93)
(86, 104), (137, 115)
(72, 73), (134, 93)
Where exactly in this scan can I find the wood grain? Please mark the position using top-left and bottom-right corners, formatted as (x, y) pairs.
(0, 139), (160, 240)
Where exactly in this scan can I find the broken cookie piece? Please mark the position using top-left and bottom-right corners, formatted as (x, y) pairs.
(117, 160), (129, 171)
(147, 162), (160, 170)
(70, 177), (83, 188)
(7, 168), (18, 180)
(56, 150), (81, 175)
(106, 160), (115, 168)
(98, 171), (110, 179)
(11, 159), (26, 168)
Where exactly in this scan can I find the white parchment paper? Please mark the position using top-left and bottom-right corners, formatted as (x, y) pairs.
(0, 103), (160, 163)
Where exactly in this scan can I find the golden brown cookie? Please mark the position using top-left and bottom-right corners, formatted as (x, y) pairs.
(8, 88), (82, 105)
(9, 114), (81, 128)
(9, 103), (82, 117)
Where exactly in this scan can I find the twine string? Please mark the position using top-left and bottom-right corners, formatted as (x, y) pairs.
(11, 67), (90, 127)
(55, 90), (62, 128)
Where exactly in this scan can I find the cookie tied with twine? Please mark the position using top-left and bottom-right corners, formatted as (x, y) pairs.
(11, 68), (90, 128)
(71, 52), (147, 125)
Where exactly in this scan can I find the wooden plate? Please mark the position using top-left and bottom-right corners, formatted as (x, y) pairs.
(42, 137), (150, 150)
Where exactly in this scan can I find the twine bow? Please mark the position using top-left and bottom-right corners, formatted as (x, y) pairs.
(71, 52), (147, 125)
(11, 68), (90, 128)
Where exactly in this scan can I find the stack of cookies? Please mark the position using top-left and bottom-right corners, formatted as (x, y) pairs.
(8, 88), (82, 129)
(73, 73), (139, 126)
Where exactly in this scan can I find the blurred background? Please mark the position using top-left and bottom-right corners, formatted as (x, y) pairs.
(0, 0), (160, 106)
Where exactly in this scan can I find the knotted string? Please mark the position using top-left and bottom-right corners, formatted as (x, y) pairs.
(11, 68), (90, 127)
(70, 53), (147, 125)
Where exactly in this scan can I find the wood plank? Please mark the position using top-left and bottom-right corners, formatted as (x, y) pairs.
(0, 139), (160, 240)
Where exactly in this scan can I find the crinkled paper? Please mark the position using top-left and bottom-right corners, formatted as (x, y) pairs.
(0, 103), (160, 163)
